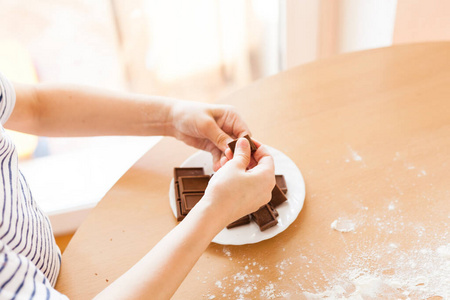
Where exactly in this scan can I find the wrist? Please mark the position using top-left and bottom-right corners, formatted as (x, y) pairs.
(185, 196), (230, 234)
(153, 96), (178, 137)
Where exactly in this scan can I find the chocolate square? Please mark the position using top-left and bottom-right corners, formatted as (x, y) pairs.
(181, 192), (203, 214)
(179, 175), (211, 194)
(228, 135), (257, 154)
(269, 184), (288, 207)
(175, 182), (181, 200)
(176, 199), (185, 221)
(174, 168), (204, 183)
(226, 214), (251, 229)
(252, 204), (278, 231)
(275, 174), (288, 194)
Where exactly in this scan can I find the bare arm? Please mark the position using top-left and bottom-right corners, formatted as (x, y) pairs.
(6, 83), (175, 137)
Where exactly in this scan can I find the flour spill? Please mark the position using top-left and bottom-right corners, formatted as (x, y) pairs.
(303, 243), (450, 299)
(331, 218), (356, 232)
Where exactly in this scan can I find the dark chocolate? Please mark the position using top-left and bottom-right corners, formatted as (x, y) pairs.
(269, 184), (288, 207)
(175, 182), (181, 200)
(270, 204), (279, 217)
(176, 199), (185, 221)
(275, 174), (288, 194)
(252, 204), (278, 231)
(174, 167), (204, 183)
(181, 192), (204, 214)
(179, 175), (211, 194)
(227, 214), (251, 229)
(228, 135), (257, 154)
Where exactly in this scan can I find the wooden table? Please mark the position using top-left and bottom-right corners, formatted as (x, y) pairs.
(56, 43), (450, 299)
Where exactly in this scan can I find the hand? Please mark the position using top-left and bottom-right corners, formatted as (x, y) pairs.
(170, 101), (250, 171)
(93, 139), (274, 300)
(200, 138), (275, 226)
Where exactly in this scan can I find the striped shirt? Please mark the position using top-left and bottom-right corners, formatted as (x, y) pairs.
(0, 73), (68, 299)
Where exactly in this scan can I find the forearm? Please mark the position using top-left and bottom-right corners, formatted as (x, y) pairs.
(94, 199), (227, 300)
(7, 83), (177, 137)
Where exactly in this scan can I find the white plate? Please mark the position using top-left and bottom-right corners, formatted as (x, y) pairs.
(169, 146), (305, 245)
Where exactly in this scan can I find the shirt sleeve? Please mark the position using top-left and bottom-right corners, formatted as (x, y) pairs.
(0, 72), (16, 126)
(0, 241), (69, 300)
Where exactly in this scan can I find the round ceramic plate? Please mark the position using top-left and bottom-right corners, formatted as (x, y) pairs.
(169, 146), (305, 245)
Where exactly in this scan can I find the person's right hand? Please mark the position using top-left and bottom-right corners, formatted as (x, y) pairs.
(200, 138), (275, 227)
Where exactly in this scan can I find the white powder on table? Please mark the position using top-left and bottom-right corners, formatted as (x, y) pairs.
(331, 218), (356, 232)
(303, 241), (450, 299)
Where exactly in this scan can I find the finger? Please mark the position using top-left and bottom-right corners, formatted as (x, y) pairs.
(202, 119), (233, 152)
(224, 148), (233, 160)
(237, 130), (252, 139)
(231, 138), (251, 169)
(253, 144), (271, 163)
(213, 105), (251, 140)
(211, 148), (223, 172)
(220, 156), (228, 167)
(246, 156), (258, 170)
(251, 145), (275, 173)
(251, 155), (275, 179)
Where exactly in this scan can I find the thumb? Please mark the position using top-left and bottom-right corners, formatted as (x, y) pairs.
(203, 121), (232, 152)
(231, 138), (251, 169)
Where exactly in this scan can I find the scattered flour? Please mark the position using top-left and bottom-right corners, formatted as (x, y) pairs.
(303, 243), (450, 299)
(203, 182), (448, 299)
(437, 243), (450, 259)
(260, 283), (291, 299)
(222, 247), (232, 260)
(331, 218), (356, 232)
(388, 202), (395, 211)
(204, 239), (449, 299)
(348, 146), (362, 162)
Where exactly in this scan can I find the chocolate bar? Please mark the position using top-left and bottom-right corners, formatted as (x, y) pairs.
(269, 184), (288, 207)
(227, 214), (251, 229)
(173, 167), (289, 232)
(181, 192), (204, 214)
(174, 169), (209, 220)
(179, 175), (211, 194)
(275, 174), (287, 194)
(174, 167), (204, 183)
(228, 134), (257, 154)
(252, 204), (278, 231)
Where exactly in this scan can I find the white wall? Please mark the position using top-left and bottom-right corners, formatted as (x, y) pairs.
(338, 0), (398, 53)
(283, 0), (398, 69)
(282, 0), (321, 69)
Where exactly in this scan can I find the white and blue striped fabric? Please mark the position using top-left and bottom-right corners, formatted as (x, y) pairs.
(0, 73), (68, 299)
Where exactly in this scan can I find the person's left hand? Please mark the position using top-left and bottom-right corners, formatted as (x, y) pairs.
(169, 101), (250, 171)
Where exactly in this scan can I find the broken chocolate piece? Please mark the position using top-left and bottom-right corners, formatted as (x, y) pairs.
(179, 175), (211, 194)
(269, 184), (288, 207)
(275, 174), (288, 194)
(181, 192), (204, 214)
(227, 214), (251, 229)
(228, 134), (257, 154)
(252, 204), (278, 231)
(174, 167), (204, 183)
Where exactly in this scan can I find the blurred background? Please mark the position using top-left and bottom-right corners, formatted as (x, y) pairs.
(0, 0), (447, 240)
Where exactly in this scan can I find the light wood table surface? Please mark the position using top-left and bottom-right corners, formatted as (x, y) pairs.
(56, 42), (450, 299)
